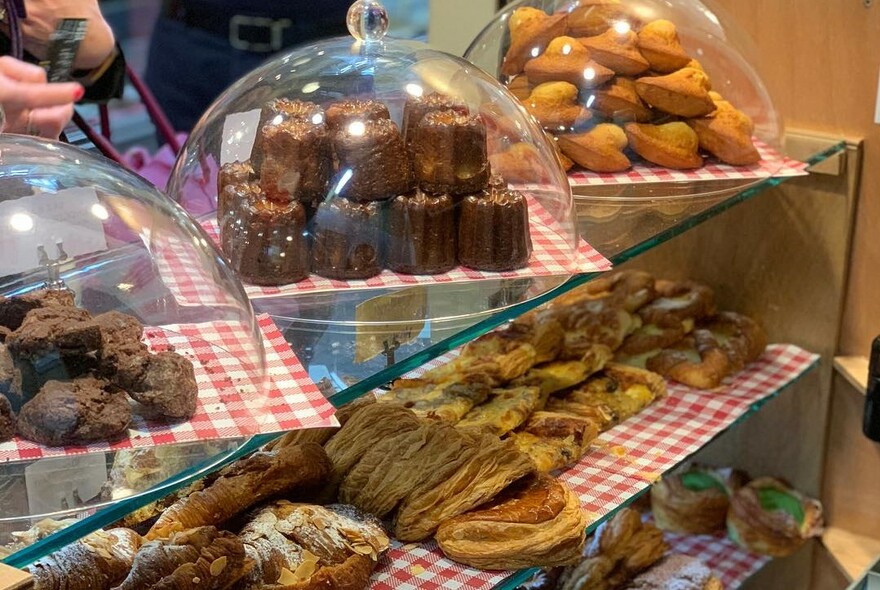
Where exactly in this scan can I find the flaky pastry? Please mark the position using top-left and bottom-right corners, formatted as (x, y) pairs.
(636, 19), (691, 73)
(620, 554), (724, 590)
(511, 358), (605, 400)
(635, 68), (716, 118)
(267, 395), (376, 451)
(618, 322), (687, 357)
(579, 29), (649, 76)
(651, 465), (747, 535)
(524, 82), (593, 130)
(567, 0), (635, 38)
(550, 270), (657, 313)
(557, 124), (632, 173)
(702, 311), (767, 372)
(436, 474), (587, 570)
(422, 328), (542, 385)
(502, 7), (569, 76)
(379, 376), (492, 422)
(511, 410), (599, 472)
(555, 297), (640, 360)
(689, 98), (761, 166)
(591, 77), (654, 122)
(624, 122), (703, 169)
(28, 528), (142, 590)
(727, 477), (824, 557)
(646, 329), (731, 389)
(394, 432), (535, 541)
(638, 279), (716, 330)
(456, 386), (543, 435)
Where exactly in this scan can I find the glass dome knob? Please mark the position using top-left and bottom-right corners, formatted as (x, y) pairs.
(346, 0), (389, 42)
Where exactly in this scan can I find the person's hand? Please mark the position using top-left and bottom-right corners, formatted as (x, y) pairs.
(13, 0), (115, 70)
(0, 56), (83, 138)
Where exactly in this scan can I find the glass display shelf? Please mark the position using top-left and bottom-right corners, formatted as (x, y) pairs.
(0, 141), (842, 571)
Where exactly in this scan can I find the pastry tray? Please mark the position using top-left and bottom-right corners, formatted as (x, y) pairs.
(0, 314), (337, 462)
(368, 343), (817, 590)
(566, 140), (808, 188)
(192, 195), (611, 301)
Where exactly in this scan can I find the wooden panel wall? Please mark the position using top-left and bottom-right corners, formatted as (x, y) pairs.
(709, 0), (880, 355)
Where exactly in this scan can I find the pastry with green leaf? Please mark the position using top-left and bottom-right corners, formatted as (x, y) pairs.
(650, 464), (746, 534)
(726, 477), (824, 557)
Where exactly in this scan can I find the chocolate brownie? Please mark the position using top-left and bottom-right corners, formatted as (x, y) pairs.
(17, 377), (131, 446)
(0, 289), (74, 331)
(124, 352), (198, 421)
(0, 343), (22, 411)
(0, 393), (14, 442)
(7, 307), (102, 396)
(93, 311), (148, 378)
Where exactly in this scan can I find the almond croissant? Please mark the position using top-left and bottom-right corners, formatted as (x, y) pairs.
(28, 528), (141, 590)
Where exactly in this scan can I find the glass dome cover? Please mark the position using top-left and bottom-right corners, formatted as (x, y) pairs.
(463, 0), (784, 196)
(0, 136), (268, 533)
(167, 0), (580, 326)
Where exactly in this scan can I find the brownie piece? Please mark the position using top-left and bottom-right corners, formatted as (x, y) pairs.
(94, 311), (148, 378)
(0, 393), (14, 442)
(17, 377), (131, 446)
(122, 352), (198, 421)
(0, 289), (74, 331)
(0, 343), (23, 411)
(7, 307), (103, 396)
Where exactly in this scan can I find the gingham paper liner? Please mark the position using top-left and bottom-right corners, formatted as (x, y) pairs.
(0, 314), (337, 462)
(664, 528), (771, 588)
(194, 195), (610, 302)
(567, 140), (808, 186)
(366, 343), (817, 590)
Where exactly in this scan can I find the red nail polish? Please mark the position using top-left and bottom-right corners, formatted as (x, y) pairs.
(73, 87), (85, 101)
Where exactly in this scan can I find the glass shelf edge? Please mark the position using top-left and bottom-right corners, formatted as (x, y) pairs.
(489, 355), (820, 590)
(0, 143), (838, 569)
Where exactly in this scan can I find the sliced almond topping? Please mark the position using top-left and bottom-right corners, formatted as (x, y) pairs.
(277, 567), (298, 585)
(210, 556), (227, 576)
(192, 577), (201, 584)
(352, 543), (373, 555)
(301, 549), (318, 563)
(294, 559), (317, 580)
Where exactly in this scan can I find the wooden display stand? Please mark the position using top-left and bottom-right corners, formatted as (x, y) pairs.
(0, 564), (32, 590)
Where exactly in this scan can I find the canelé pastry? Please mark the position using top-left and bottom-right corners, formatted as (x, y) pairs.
(259, 118), (331, 203)
(646, 330), (731, 389)
(386, 190), (456, 274)
(117, 526), (250, 590)
(701, 311), (767, 371)
(332, 118), (411, 201)
(324, 98), (390, 132)
(566, 0), (634, 38)
(120, 351), (199, 420)
(621, 555), (724, 590)
(689, 97), (761, 165)
(147, 442), (331, 540)
(252, 98), (324, 168)
(502, 7), (569, 76)
(27, 527), (142, 590)
(402, 92), (469, 148)
(558, 123), (631, 173)
(523, 36), (614, 88)
(223, 192), (310, 285)
(17, 377), (131, 446)
(239, 502), (389, 589)
(458, 184), (532, 272)
(579, 28), (650, 76)
(652, 465), (747, 534)
(436, 474), (587, 570)
(727, 477), (824, 557)
(413, 110), (490, 195)
(218, 180), (261, 250)
(510, 410), (599, 472)
(637, 19), (692, 73)
(635, 67), (716, 118)
(0, 288), (74, 332)
(311, 197), (384, 280)
(524, 81), (592, 130)
(216, 161), (254, 223)
(624, 122), (703, 169)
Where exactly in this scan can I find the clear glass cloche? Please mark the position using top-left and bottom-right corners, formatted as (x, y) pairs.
(166, 0), (581, 345)
(0, 136), (268, 537)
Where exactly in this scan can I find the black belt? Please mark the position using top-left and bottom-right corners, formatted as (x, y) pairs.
(162, 0), (307, 53)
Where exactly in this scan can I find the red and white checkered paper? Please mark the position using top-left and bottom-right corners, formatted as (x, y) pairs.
(664, 528), (771, 588)
(366, 343), (817, 590)
(567, 140), (808, 187)
(195, 195), (611, 302)
(0, 314), (336, 463)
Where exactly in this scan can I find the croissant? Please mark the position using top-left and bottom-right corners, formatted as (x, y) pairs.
(116, 526), (251, 590)
(146, 443), (331, 540)
(727, 477), (824, 557)
(27, 528), (142, 590)
(651, 465), (748, 534)
(619, 554), (724, 590)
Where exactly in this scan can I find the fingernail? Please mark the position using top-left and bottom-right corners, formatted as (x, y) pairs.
(73, 86), (85, 101)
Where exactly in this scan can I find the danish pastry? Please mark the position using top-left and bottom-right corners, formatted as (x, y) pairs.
(555, 297), (640, 361)
(511, 411), (599, 472)
(567, 0), (635, 38)
(456, 386), (544, 435)
(511, 358), (606, 399)
(624, 122), (703, 169)
(557, 123), (632, 173)
(379, 375), (492, 422)
(435, 474), (587, 570)
(646, 329), (731, 389)
(689, 97), (761, 166)
(727, 477), (824, 557)
(702, 311), (767, 371)
(524, 36), (614, 88)
(579, 29), (650, 76)
(635, 67), (716, 118)
(502, 7), (569, 76)
(524, 82), (593, 130)
(550, 270), (657, 313)
(651, 464), (748, 534)
(636, 19), (691, 73)
(591, 77), (654, 122)
(638, 279), (716, 330)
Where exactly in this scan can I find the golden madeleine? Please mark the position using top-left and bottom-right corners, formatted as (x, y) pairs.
(557, 123), (632, 173)
(579, 28), (650, 76)
(624, 122), (703, 169)
(635, 67), (716, 118)
(503, 7), (569, 76)
(637, 19), (691, 73)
